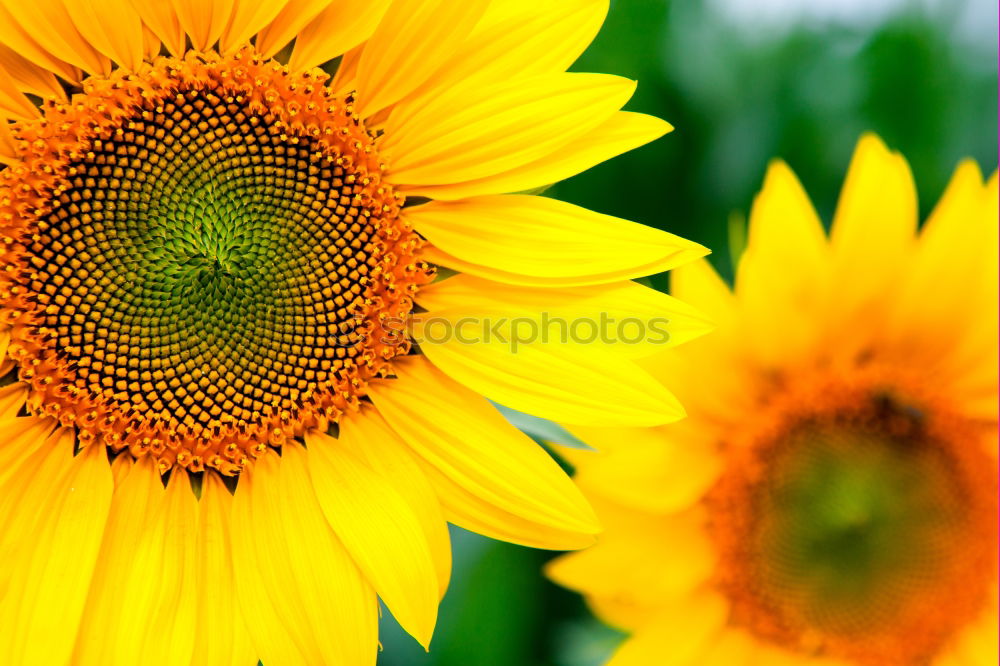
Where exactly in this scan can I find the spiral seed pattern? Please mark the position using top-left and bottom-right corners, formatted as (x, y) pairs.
(0, 50), (432, 474)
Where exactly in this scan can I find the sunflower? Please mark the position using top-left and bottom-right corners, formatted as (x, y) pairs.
(0, 2), (711, 664)
(548, 135), (999, 666)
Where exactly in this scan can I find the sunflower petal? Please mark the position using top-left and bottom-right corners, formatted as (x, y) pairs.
(336, 406), (452, 597)
(368, 356), (599, 535)
(382, 73), (635, 186)
(172, 0), (235, 51)
(218, 0), (289, 52)
(668, 258), (735, 326)
(64, 0), (144, 70)
(128, 0), (185, 55)
(400, 111), (670, 199)
(892, 162), (996, 391)
(232, 447), (378, 666)
(352, 0), (490, 118)
(546, 504), (716, 610)
(0, 65), (40, 120)
(401, 0), (608, 103)
(606, 592), (728, 666)
(0, 114), (19, 164)
(0, 4), (80, 82)
(0, 436), (112, 666)
(191, 473), (257, 666)
(0, 382), (27, 419)
(565, 425), (721, 513)
(418, 457), (598, 550)
(416, 274), (712, 359)
(412, 317), (685, 426)
(0, 44), (65, 99)
(71, 459), (198, 666)
(406, 195), (706, 285)
(697, 630), (758, 666)
(829, 134), (917, 315)
(253, 0), (332, 59)
(306, 429), (440, 649)
(287, 0), (390, 72)
(736, 159), (830, 364)
(0, 416), (58, 491)
(1, 0), (110, 76)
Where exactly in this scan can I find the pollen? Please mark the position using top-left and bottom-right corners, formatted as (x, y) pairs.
(707, 372), (998, 665)
(0, 49), (434, 475)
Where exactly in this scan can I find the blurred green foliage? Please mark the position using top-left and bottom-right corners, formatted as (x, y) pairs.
(377, 1), (997, 664)
(557, 0), (996, 284)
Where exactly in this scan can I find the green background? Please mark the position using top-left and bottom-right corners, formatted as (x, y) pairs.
(376, 0), (997, 664)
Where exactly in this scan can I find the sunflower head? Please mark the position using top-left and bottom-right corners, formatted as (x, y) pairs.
(0, 3), (709, 665)
(549, 135), (999, 666)
(1, 48), (432, 475)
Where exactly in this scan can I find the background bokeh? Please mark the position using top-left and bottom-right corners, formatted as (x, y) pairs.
(376, 0), (998, 664)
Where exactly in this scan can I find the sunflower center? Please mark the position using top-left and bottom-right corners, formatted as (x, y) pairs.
(0, 50), (432, 474)
(710, 390), (997, 665)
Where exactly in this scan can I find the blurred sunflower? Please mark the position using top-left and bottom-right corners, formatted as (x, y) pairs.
(0, 1), (710, 664)
(549, 135), (998, 666)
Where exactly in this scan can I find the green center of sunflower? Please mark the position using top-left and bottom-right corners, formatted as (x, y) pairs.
(36, 87), (372, 422)
(1, 51), (431, 474)
(712, 391), (997, 664)
(753, 424), (966, 634)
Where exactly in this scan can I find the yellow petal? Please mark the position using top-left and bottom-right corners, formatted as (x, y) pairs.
(337, 405), (452, 598)
(0, 436), (112, 666)
(606, 592), (728, 666)
(72, 459), (198, 666)
(0, 381), (27, 419)
(352, 0), (490, 118)
(304, 430), (439, 649)
(252, 0), (332, 59)
(416, 274), (713, 359)
(948, 607), (999, 666)
(698, 629), (758, 666)
(546, 505), (716, 616)
(142, 22), (162, 59)
(399, 111), (671, 200)
(218, 0), (289, 52)
(232, 448), (378, 666)
(669, 258), (735, 326)
(736, 159), (830, 365)
(0, 416), (58, 491)
(129, 0), (186, 55)
(368, 356), (599, 535)
(382, 73), (635, 186)
(287, 0), (390, 71)
(412, 317), (685, 426)
(417, 455), (597, 550)
(172, 0), (235, 51)
(0, 4), (80, 82)
(891, 161), (997, 406)
(0, 114), (18, 164)
(566, 425), (721, 513)
(191, 473), (257, 666)
(399, 0), (607, 105)
(829, 133), (917, 318)
(326, 42), (363, 94)
(406, 195), (706, 285)
(64, 0), (144, 70)
(0, 65), (40, 120)
(0, 43), (64, 99)
(0, 417), (57, 600)
(0, 0), (110, 76)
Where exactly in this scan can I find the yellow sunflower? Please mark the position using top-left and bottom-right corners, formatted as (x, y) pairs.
(549, 135), (999, 666)
(0, 1), (710, 664)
